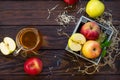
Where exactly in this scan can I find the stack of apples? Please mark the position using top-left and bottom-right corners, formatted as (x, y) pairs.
(68, 22), (102, 59)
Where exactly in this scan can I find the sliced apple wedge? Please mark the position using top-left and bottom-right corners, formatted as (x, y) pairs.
(4, 37), (16, 53)
(68, 39), (82, 51)
(70, 33), (86, 44)
(0, 42), (10, 55)
(68, 33), (86, 51)
(0, 37), (16, 55)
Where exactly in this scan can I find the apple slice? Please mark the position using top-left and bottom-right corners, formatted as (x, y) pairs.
(68, 39), (82, 51)
(70, 33), (86, 44)
(68, 33), (86, 51)
(4, 37), (16, 52)
(0, 37), (16, 55)
(0, 42), (10, 55)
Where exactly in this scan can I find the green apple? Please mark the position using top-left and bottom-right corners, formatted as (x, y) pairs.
(86, 0), (105, 18)
(0, 37), (16, 55)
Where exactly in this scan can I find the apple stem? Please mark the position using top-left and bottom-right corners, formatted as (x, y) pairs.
(90, 25), (93, 30)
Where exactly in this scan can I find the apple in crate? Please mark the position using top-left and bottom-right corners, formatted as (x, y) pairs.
(82, 40), (101, 59)
(0, 37), (16, 55)
(68, 33), (86, 51)
(80, 22), (100, 40)
(24, 57), (43, 75)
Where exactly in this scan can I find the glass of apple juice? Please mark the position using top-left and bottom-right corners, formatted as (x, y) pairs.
(13, 27), (43, 57)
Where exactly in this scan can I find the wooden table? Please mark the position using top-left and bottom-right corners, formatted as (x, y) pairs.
(0, 0), (120, 80)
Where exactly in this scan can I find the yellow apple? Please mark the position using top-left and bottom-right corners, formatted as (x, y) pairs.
(68, 33), (86, 51)
(0, 37), (16, 55)
(82, 40), (101, 59)
(86, 0), (105, 18)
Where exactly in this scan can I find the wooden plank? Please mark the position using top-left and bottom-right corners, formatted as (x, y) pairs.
(0, 1), (119, 25)
(0, 25), (75, 49)
(0, 50), (119, 75)
(0, 0), (119, 79)
(0, 75), (120, 80)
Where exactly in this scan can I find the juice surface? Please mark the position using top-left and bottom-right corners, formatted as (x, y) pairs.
(20, 31), (37, 49)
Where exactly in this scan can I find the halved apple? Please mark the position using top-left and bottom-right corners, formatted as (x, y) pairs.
(68, 39), (82, 51)
(68, 33), (86, 51)
(70, 33), (86, 44)
(0, 37), (16, 55)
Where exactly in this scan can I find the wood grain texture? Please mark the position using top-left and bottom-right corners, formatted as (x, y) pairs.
(0, 25), (73, 49)
(0, 50), (120, 75)
(0, 0), (120, 80)
(0, 1), (120, 25)
(0, 75), (120, 80)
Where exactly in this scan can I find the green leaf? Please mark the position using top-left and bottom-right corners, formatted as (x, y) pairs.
(101, 49), (107, 58)
(104, 40), (111, 47)
(96, 32), (106, 44)
(101, 40), (111, 58)
(101, 40), (111, 48)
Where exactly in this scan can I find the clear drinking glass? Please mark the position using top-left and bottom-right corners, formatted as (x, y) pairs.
(13, 27), (43, 56)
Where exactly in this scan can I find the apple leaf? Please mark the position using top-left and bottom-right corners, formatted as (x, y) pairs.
(101, 40), (111, 48)
(101, 40), (111, 58)
(101, 48), (107, 58)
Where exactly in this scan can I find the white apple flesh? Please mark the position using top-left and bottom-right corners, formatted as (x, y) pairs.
(0, 37), (16, 55)
(68, 39), (82, 51)
(0, 42), (10, 55)
(68, 33), (86, 51)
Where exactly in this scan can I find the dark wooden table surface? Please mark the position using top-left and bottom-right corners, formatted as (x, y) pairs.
(0, 0), (120, 80)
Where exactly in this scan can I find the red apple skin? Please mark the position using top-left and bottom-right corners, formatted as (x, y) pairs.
(24, 57), (43, 75)
(82, 40), (101, 59)
(80, 22), (100, 40)
(64, 0), (78, 5)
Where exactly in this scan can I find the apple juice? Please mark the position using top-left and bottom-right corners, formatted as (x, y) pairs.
(16, 28), (43, 54)
(21, 31), (37, 48)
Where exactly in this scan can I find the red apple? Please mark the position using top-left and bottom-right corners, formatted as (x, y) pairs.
(24, 57), (43, 75)
(82, 40), (101, 59)
(80, 22), (100, 40)
(64, 0), (78, 5)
